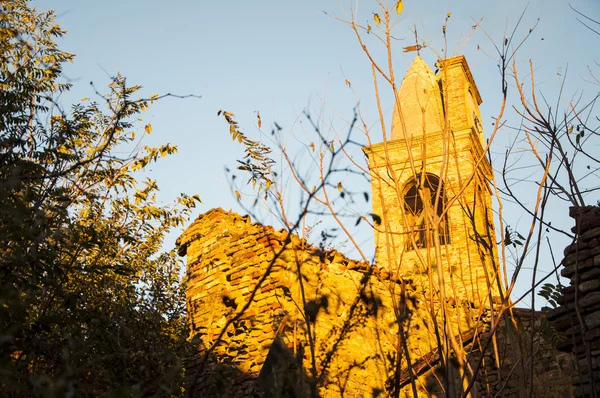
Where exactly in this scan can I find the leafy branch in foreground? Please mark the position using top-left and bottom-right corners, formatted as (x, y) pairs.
(218, 109), (275, 192)
(0, 1), (201, 396)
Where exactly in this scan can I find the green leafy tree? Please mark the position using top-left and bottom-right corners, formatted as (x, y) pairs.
(0, 1), (199, 395)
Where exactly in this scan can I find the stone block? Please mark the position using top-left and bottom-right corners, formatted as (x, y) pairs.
(585, 310), (600, 329)
(564, 249), (592, 266)
(580, 292), (600, 308)
(581, 226), (600, 242)
(579, 279), (600, 293)
(580, 267), (600, 281)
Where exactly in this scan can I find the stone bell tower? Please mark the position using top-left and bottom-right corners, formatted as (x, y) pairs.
(365, 55), (500, 307)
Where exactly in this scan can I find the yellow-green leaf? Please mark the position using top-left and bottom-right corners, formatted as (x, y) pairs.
(395, 1), (403, 14)
(145, 124), (152, 134)
(337, 182), (343, 192)
(235, 190), (241, 200)
(374, 13), (381, 25)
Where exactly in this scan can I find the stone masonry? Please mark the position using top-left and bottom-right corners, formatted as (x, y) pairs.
(365, 56), (502, 307)
(548, 205), (600, 397)
(177, 208), (486, 397)
(177, 208), (574, 397)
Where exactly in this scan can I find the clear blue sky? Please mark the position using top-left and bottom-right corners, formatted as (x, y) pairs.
(36, 0), (600, 306)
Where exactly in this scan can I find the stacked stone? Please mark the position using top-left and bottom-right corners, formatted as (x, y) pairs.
(470, 310), (573, 397)
(548, 205), (600, 397)
(177, 208), (274, 397)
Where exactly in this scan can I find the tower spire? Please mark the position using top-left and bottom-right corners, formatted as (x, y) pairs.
(391, 56), (444, 140)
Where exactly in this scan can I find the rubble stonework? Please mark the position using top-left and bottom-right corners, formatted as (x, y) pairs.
(548, 205), (600, 397)
(472, 309), (574, 397)
(176, 208), (485, 397)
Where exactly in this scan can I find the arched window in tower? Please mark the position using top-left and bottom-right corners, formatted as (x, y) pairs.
(403, 173), (450, 249)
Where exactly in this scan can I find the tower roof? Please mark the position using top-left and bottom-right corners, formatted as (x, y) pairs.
(391, 56), (444, 140)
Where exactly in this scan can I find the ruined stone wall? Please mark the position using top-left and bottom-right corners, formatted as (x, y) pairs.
(394, 308), (573, 398)
(177, 208), (484, 397)
(470, 309), (573, 397)
(177, 208), (399, 397)
(549, 205), (600, 397)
